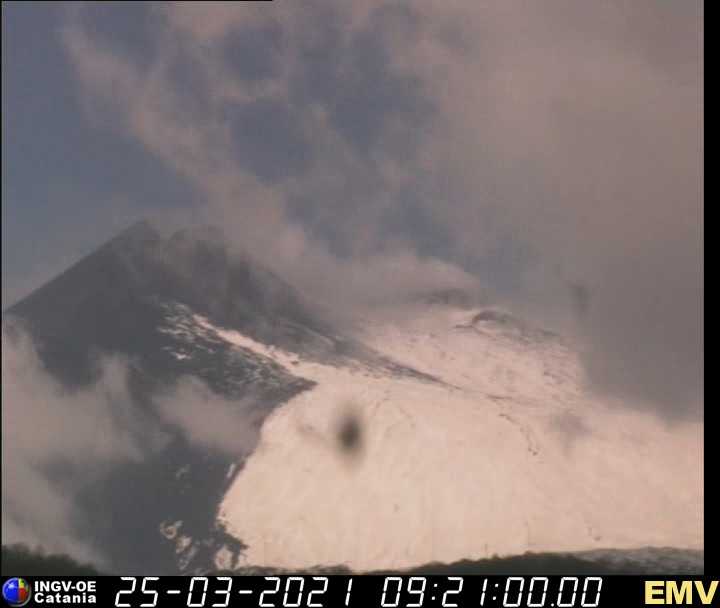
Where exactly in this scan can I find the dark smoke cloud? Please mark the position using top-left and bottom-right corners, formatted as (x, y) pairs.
(58, 1), (702, 418)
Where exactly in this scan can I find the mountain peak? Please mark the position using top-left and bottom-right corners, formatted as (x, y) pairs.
(6, 221), (340, 377)
(113, 218), (159, 240)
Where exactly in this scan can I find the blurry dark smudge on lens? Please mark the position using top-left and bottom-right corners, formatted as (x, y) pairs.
(336, 407), (364, 459)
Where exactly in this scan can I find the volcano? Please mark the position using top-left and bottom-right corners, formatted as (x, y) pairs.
(2, 221), (703, 574)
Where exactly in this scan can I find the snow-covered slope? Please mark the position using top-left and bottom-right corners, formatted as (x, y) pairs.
(215, 304), (702, 571)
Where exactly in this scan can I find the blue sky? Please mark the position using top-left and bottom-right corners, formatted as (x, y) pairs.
(1, 1), (702, 414)
(2, 3), (199, 307)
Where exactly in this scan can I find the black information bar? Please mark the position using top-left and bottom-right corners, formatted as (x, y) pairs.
(1, 575), (717, 608)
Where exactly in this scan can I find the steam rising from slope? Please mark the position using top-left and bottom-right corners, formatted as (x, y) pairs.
(153, 377), (266, 458)
(1, 319), (273, 566)
(1, 320), (156, 564)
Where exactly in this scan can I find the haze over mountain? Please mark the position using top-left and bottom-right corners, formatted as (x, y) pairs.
(2, 222), (702, 574)
(3, 0), (702, 576)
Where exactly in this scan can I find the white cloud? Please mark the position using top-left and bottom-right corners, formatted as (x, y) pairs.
(1, 320), (165, 564)
(153, 376), (265, 457)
